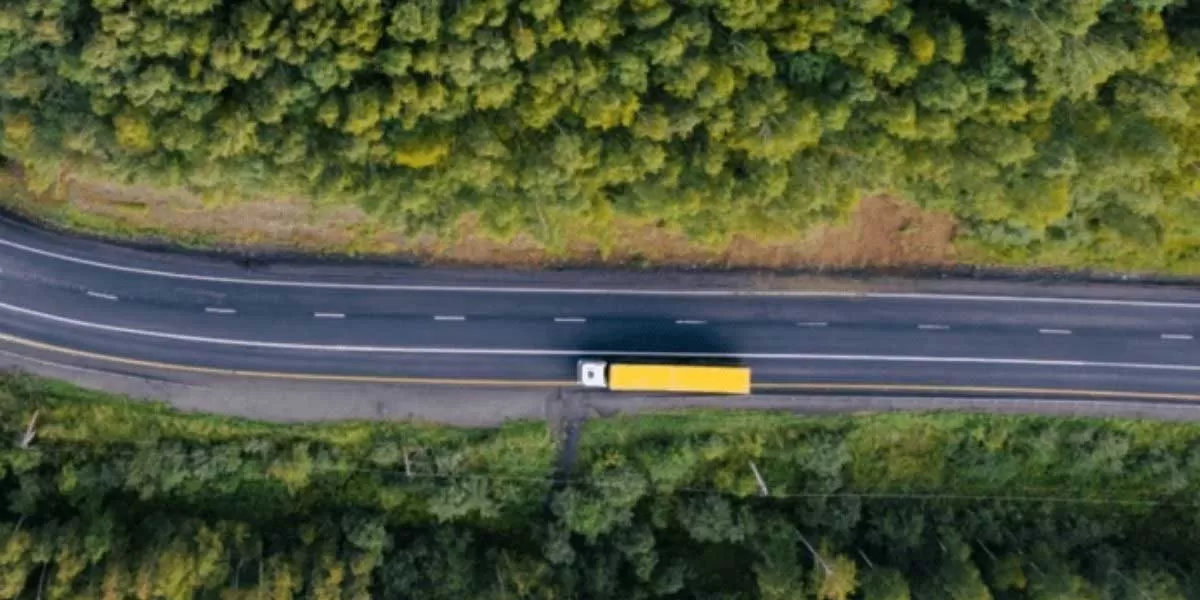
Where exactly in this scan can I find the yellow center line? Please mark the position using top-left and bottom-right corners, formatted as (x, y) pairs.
(2, 332), (1198, 401)
(0, 333), (568, 387)
(752, 382), (1200, 402)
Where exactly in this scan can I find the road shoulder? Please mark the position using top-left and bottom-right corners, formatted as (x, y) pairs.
(7, 337), (1200, 425)
(0, 340), (551, 426)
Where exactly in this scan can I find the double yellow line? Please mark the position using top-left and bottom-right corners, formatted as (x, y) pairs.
(4, 332), (1200, 402)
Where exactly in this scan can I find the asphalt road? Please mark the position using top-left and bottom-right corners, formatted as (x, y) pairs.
(4, 216), (1200, 399)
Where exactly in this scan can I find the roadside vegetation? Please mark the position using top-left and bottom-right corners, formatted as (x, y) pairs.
(2, 373), (1199, 598)
(3, 1), (1200, 272)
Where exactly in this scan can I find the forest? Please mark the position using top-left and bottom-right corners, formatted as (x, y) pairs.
(2, 0), (1200, 269)
(3, 373), (1200, 598)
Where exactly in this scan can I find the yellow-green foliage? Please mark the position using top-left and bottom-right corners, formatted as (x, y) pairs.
(2, 0), (1200, 270)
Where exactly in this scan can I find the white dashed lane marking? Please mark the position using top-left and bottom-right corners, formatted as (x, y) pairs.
(1039, 329), (1072, 335)
(675, 319), (707, 325)
(918, 324), (950, 330)
(434, 315), (466, 321)
(797, 321), (828, 327)
(314, 312), (345, 319)
(86, 291), (118, 301)
(204, 307), (236, 314)
(554, 317), (587, 323)
(10, 299), (1200, 375)
(1161, 333), (1193, 340)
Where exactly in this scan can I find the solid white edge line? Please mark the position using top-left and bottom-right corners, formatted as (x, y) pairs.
(554, 317), (587, 323)
(1161, 333), (1193, 340)
(85, 291), (118, 301)
(8, 236), (1200, 307)
(434, 315), (466, 321)
(5, 300), (1200, 373)
(1039, 329), (1072, 335)
(918, 324), (950, 330)
(204, 307), (236, 314)
(314, 312), (345, 319)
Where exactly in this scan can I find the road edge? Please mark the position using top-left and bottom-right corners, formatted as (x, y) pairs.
(5, 208), (1200, 292)
(6, 336), (1200, 424)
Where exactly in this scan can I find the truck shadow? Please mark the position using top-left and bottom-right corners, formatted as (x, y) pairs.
(572, 321), (742, 366)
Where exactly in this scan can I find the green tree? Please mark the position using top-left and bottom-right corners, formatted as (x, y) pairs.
(860, 568), (911, 600)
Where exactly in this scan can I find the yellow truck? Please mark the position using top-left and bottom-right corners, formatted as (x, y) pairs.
(577, 359), (751, 395)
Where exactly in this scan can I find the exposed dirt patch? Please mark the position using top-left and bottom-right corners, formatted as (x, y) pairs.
(803, 196), (958, 268)
(1, 170), (958, 270)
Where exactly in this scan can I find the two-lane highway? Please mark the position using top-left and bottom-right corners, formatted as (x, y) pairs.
(3, 216), (1200, 399)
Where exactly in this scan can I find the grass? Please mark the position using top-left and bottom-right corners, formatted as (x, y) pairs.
(4, 370), (1200, 538)
(0, 372), (554, 466)
(15, 371), (1193, 503)
(0, 168), (961, 270)
(8, 162), (1200, 275)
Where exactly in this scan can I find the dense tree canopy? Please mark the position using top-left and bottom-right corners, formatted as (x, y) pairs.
(4, 376), (1200, 598)
(1, 0), (1199, 263)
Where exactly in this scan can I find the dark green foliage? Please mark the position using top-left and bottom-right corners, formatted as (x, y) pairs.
(3, 0), (1200, 269)
(4, 375), (1200, 597)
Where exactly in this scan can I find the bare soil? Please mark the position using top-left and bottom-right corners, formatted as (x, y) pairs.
(1, 169), (958, 270)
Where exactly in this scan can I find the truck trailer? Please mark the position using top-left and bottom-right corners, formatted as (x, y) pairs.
(577, 359), (751, 395)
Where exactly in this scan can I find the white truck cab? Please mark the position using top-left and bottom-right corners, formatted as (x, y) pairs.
(577, 359), (608, 388)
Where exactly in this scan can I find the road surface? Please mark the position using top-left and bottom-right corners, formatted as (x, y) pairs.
(3, 216), (1200, 400)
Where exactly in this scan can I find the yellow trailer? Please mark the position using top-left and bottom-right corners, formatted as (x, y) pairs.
(578, 360), (751, 395)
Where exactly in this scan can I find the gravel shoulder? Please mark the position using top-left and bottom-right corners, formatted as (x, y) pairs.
(0, 339), (551, 426)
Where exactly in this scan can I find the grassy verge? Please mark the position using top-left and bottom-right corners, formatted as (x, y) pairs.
(12, 167), (1200, 276)
(0, 373), (557, 521)
(2, 373), (1198, 597)
(13, 166), (1200, 277)
(0, 168), (959, 270)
